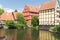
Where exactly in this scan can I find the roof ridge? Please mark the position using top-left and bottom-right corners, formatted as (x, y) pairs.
(42, 0), (56, 5)
(25, 4), (38, 8)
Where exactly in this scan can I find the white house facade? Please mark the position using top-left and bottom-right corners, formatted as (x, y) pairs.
(39, 0), (60, 29)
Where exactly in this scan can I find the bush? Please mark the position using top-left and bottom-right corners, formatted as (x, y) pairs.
(50, 27), (56, 32)
(50, 25), (60, 32)
(56, 25), (60, 32)
(5, 20), (17, 29)
(15, 22), (27, 29)
(31, 26), (39, 31)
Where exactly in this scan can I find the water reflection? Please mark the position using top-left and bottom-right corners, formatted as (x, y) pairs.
(0, 29), (5, 40)
(17, 29), (27, 40)
(52, 32), (60, 40)
(17, 28), (39, 40)
(24, 28), (32, 40)
(31, 28), (39, 40)
(0, 29), (5, 37)
(6, 29), (17, 40)
(39, 30), (55, 40)
(39, 30), (60, 40)
(5, 28), (39, 40)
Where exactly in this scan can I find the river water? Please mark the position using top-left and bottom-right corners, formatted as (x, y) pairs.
(39, 30), (60, 40)
(4, 28), (39, 40)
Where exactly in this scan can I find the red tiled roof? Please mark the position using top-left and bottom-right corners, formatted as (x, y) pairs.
(23, 5), (39, 12)
(28, 5), (39, 12)
(0, 12), (17, 20)
(40, 0), (56, 10)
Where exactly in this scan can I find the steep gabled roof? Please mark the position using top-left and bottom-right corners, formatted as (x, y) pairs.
(40, 0), (56, 10)
(23, 5), (39, 12)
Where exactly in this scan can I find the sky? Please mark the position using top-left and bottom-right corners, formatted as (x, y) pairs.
(0, 0), (60, 12)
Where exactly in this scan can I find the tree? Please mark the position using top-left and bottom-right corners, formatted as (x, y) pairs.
(0, 8), (4, 15)
(31, 16), (39, 40)
(31, 16), (39, 27)
(0, 8), (4, 28)
(16, 13), (26, 24)
(15, 9), (18, 12)
(16, 13), (27, 29)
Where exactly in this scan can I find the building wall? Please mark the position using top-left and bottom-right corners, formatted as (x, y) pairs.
(55, 11), (60, 25)
(23, 11), (38, 25)
(39, 8), (60, 25)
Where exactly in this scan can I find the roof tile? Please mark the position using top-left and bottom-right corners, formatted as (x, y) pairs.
(0, 12), (17, 20)
(40, 0), (56, 10)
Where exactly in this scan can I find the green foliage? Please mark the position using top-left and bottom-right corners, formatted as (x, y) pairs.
(5, 20), (17, 29)
(31, 16), (39, 27)
(14, 22), (20, 28)
(56, 25), (60, 32)
(31, 25), (39, 30)
(50, 26), (56, 32)
(16, 13), (26, 24)
(16, 13), (27, 29)
(5, 13), (27, 29)
(5, 12), (27, 29)
(15, 9), (18, 12)
(0, 8), (4, 15)
(50, 25), (60, 32)
(5, 20), (14, 27)
(18, 24), (27, 29)
(15, 22), (26, 29)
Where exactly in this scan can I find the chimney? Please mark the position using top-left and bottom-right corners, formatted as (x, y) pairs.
(12, 12), (16, 21)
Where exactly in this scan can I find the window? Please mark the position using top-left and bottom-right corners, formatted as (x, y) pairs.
(44, 10), (45, 13)
(42, 10), (44, 13)
(49, 9), (52, 12)
(52, 9), (55, 11)
(45, 10), (48, 13)
(40, 10), (42, 13)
